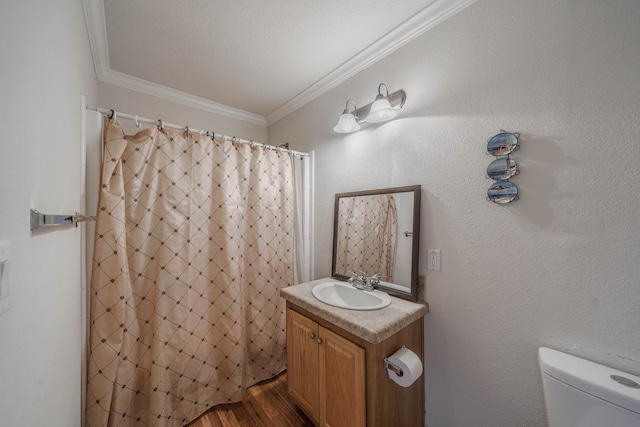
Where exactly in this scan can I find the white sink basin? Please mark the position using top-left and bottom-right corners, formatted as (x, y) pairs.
(311, 282), (392, 311)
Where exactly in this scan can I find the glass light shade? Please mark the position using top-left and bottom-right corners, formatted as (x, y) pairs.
(333, 112), (361, 133)
(366, 96), (397, 123)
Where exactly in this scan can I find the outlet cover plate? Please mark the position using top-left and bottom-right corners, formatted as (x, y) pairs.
(428, 249), (441, 271)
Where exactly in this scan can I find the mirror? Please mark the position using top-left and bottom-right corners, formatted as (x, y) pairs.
(331, 185), (421, 301)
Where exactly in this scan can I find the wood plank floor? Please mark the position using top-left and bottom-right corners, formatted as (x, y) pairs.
(187, 372), (315, 427)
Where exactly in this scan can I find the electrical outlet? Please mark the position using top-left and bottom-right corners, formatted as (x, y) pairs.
(427, 249), (441, 271)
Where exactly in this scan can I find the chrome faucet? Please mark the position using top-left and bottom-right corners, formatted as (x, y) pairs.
(348, 271), (386, 291)
(347, 270), (369, 290)
(369, 273), (386, 288)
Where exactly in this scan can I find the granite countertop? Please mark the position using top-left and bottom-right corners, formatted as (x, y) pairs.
(280, 277), (429, 344)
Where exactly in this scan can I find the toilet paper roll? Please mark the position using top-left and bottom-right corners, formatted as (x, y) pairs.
(386, 347), (423, 387)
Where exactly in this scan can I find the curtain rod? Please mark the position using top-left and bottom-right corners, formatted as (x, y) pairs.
(85, 105), (309, 157)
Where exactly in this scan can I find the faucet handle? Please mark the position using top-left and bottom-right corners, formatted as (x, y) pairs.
(347, 271), (360, 287)
(369, 273), (386, 287)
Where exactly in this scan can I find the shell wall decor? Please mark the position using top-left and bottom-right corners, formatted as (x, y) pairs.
(486, 130), (520, 203)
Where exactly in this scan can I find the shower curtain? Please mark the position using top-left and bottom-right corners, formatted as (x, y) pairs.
(335, 194), (397, 280)
(86, 118), (294, 426)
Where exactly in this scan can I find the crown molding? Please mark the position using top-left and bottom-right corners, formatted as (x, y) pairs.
(99, 70), (267, 126)
(82, 0), (475, 128)
(265, 0), (477, 126)
(81, 0), (266, 126)
(82, 0), (110, 82)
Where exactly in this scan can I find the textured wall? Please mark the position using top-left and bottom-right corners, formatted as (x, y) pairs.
(0, 0), (98, 425)
(268, 0), (640, 425)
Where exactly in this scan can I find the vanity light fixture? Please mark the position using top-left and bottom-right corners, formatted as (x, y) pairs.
(333, 99), (361, 133)
(333, 83), (406, 133)
(366, 83), (397, 123)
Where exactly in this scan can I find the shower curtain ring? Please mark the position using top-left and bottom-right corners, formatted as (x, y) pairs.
(134, 115), (140, 128)
(185, 125), (190, 135)
(109, 109), (115, 119)
(158, 119), (164, 129)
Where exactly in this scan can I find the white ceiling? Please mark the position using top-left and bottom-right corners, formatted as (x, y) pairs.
(84, 0), (475, 125)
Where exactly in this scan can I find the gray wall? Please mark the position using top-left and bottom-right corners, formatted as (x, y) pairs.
(0, 0), (98, 425)
(269, 0), (640, 425)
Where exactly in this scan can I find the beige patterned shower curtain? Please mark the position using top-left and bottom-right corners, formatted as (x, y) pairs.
(335, 194), (397, 280)
(86, 118), (294, 426)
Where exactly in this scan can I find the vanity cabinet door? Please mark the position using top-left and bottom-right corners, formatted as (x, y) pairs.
(286, 309), (320, 421)
(318, 326), (365, 427)
(285, 301), (425, 427)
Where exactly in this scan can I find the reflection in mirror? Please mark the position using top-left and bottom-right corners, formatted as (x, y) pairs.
(332, 185), (420, 301)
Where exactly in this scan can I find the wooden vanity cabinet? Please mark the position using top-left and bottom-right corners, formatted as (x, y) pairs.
(286, 309), (320, 420)
(286, 303), (424, 427)
(287, 308), (365, 427)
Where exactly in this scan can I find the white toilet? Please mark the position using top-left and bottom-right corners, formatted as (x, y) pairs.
(539, 347), (640, 426)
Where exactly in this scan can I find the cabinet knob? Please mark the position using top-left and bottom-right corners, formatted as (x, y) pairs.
(309, 333), (315, 339)
(317, 338), (323, 344)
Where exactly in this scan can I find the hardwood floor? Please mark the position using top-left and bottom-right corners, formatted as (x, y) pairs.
(188, 372), (315, 427)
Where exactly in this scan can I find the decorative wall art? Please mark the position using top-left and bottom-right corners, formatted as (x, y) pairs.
(486, 130), (520, 203)
(486, 157), (518, 180)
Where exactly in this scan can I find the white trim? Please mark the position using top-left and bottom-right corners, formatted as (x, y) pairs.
(98, 70), (267, 126)
(82, 0), (475, 128)
(82, 0), (109, 82)
(308, 150), (315, 280)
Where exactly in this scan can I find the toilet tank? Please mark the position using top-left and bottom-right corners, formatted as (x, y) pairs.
(539, 347), (640, 427)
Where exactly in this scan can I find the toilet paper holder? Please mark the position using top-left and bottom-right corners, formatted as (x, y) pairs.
(384, 357), (404, 377)
(384, 345), (406, 377)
